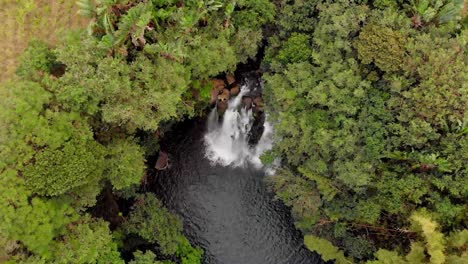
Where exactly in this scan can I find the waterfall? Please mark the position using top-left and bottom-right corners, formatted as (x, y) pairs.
(204, 85), (274, 168)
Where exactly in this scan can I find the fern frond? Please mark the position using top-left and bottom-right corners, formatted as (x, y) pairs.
(114, 3), (153, 47)
(438, 0), (464, 23)
(76, 0), (96, 18)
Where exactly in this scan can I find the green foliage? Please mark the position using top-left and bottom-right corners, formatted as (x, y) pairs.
(53, 0), (275, 132)
(123, 193), (183, 255)
(23, 138), (106, 196)
(275, 0), (320, 33)
(52, 32), (109, 115)
(4, 0), (466, 263)
(410, 211), (446, 264)
(114, 3), (153, 47)
(76, 0), (95, 18)
(53, 218), (124, 264)
(188, 34), (237, 78)
(176, 236), (204, 264)
(268, 169), (321, 230)
(1, 0), (278, 261)
(0, 79), (94, 168)
(368, 249), (412, 264)
(373, 0), (401, 10)
(264, 0), (467, 262)
(0, 80), (47, 168)
(0, 169), (77, 258)
(408, 0), (465, 25)
(276, 33), (312, 65)
(304, 235), (350, 264)
(16, 40), (57, 80)
(233, 0), (275, 29)
(130, 250), (173, 264)
(123, 193), (203, 262)
(343, 236), (376, 260)
(367, 213), (468, 264)
(105, 138), (146, 190)
(355, 24), (407, 72)
(192, 79), (212, 102)
(448, 229), (468, 248)
(405, 243), (427, 264)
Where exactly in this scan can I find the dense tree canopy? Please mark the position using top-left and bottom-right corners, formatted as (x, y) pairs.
(0, 0), (274, 262)
(263, 0), (467, 262)
(1, 0), (466, 263)
(123, 193), (203, 263)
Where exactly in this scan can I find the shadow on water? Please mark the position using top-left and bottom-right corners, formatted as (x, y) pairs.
(149, 117), (324, 264)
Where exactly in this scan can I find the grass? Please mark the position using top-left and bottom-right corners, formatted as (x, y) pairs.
(0, 0), (88, 82)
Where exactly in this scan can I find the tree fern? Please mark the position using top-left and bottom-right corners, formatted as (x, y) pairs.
(78, 0), (129, 36)
(114, 3), (153, 47)
(144, 41), (187, 62)
(409, 0), (464, 25)
(438, 0), (464, 24)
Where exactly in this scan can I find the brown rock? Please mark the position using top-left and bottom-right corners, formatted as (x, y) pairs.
(253, 96), (264, 113)
(217, 100), (229, 114)
(242, 96), (253, 110)
(253, 96), (264, 106)
(211, 89), (221, 105)
(226, 73), (236, 85)
(217, 89), (230, 102)
(212, 79), (226, 89)
(230, 84), (240, 96)
(210, 79), (226, 104)
(155, 151), (170, 170)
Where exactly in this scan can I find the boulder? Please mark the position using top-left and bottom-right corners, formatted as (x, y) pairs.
(155, 151), (170, 170)
(242, 96), (253, 110)
(230, 84), (240, 96)
(253, 96), (264, 114)
(212, 78), (226, 89)
(210, 79), (226, 104)
(226, 73), (236, 85)
(211, 89), (221, 105)
(217, 100), (229, 114)
(253, 96), (263, 106)
(217, 89), (230, 103)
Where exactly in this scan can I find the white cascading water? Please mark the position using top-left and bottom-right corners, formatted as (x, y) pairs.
(204, 85), (274, 168)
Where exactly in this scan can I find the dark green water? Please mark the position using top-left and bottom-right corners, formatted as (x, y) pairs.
(152, 118), (323, 264)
